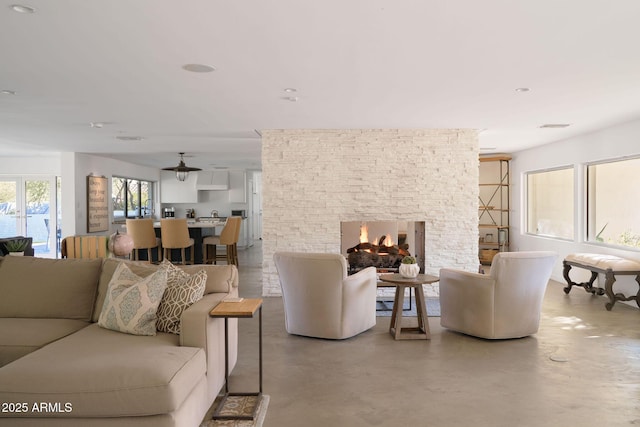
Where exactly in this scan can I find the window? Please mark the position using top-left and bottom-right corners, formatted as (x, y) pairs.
(526, 167), (574, 240)
(587, 157), (640, 249)
(112, 177), (154, 219)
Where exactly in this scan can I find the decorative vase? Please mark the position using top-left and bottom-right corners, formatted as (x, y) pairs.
(399, 263), (420, 278)
(108, 231), (134, 257)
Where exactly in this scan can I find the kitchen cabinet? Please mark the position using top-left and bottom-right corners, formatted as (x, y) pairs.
(228, 170), (247, 203)
(160, 171), (198, 203)
(479, 155), (510, 265)
(196, 171), (229, 190)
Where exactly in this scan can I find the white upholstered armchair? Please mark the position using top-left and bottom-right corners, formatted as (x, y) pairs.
(439, 251), (557, 339)
(273, 252), (378, 340)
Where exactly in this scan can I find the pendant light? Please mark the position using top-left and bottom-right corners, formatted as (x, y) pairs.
(162, 153), (202, 181)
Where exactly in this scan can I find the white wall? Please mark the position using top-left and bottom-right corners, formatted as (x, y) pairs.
(60, 153), (160, 237)
(0, 154), (61, 175)
(261, 129), (479, 296)
(511, 118), (640, 305)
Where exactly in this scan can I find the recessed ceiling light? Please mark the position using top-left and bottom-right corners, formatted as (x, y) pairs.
(539, 124), (570, 128)
(116, 136), (145, 141)
(90, 122), (106, 128)
(283, 96), (299, 102)
(182, 64), (216, 73)
(1, 90), (16, 95)
(10, 4), (35, 13)
(515, 87), (530, 92)
(284, 88), (297, 93)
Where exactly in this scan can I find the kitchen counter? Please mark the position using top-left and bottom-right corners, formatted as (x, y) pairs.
(153, 219), (226, 228)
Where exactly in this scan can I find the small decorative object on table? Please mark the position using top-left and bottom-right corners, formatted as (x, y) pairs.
(108, 230), (134, 257)
(399, 256), (420, 278)
(5, 238), (29, 256)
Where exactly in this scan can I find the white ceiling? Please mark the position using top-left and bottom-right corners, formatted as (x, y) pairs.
(2, 0), (640, 170)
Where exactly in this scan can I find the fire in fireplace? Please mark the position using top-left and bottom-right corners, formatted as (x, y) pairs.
(346, 224), (410, 272)
(341, 221), (425, 274)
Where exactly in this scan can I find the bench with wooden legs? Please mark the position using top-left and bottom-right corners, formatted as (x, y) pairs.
(563, 253), (640, 311)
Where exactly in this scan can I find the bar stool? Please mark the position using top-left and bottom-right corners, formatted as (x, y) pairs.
(160, 218), (194, 265)
(202, 217), (241, 265)
(231, 216), (242, 265)
(126, 218), (162, 263)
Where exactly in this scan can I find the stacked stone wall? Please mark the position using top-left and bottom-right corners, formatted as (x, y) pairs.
(261, 129), (478, 296)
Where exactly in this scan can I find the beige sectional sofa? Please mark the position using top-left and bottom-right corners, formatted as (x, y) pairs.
(0, 255), (239, 427)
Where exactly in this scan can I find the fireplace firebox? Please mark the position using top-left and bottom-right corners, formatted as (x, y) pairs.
(340, 221), (425, 274)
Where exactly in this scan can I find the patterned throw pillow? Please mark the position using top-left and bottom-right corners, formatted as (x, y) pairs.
(98, 262), (168, 336)
(156, 260), (207, 335)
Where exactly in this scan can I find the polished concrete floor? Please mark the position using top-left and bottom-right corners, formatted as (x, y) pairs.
(230, 242), (640, 427)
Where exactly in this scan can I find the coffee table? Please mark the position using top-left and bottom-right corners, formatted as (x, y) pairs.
(379, 273), (439, 340)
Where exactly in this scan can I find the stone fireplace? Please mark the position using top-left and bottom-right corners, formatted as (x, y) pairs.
(261, 129), (479, 296)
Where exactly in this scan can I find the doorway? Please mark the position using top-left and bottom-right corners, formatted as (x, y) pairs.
(0, 176), (60, 258)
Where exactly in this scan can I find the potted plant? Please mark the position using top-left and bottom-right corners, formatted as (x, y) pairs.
(399, 256), (420, 278)
(5, 238), (29, 256)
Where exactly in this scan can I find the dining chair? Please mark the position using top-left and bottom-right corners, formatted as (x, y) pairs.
(202, 216), (241, 265)
(126, 218), (162, 263)
(160, 218), (194, 264)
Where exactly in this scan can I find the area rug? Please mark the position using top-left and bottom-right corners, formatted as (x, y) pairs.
(201, 395), (269, 427)
(376, 298), (440, 317)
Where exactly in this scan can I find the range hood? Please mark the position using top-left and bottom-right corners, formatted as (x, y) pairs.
(196, 171), (229, 190)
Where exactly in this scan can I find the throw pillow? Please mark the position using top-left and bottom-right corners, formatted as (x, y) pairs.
(98, 262), (168, 336)
(156, 260), (207, 335)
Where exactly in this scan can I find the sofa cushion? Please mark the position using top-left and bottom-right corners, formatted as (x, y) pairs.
(156, 260), (207, 335)
(93, 260), (239, 322)
(98, 262), (168, 336)
(0, 323), (206, 418)
(180, 264), (238, 294)
(0, 256), (102, 320)
(0, 318), (90, 367)
(93, 258), (160, 322)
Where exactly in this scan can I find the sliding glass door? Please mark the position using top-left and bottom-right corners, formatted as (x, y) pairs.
(0, 176), (59, 258)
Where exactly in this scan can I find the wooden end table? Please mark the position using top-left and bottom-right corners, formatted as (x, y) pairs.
(379, 273), (439, 340)
(209, 298), (263, 421)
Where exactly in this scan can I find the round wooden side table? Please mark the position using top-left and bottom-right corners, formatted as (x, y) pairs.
(379, 273), (439, 340)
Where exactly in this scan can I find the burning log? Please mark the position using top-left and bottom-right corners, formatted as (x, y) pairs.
(347, 241), (409, 256)
(347, 235), (411, 272)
